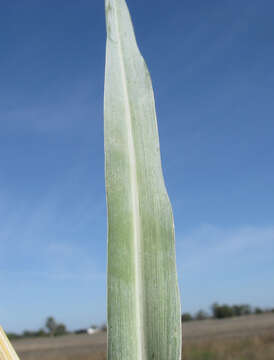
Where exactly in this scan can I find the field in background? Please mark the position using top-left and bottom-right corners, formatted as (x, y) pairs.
(13, 313), (274, 360)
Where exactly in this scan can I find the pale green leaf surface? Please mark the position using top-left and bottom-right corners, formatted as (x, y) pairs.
(104, 0), (182, 359)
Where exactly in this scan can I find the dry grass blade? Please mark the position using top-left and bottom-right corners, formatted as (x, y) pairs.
(0, 327), (20, 360)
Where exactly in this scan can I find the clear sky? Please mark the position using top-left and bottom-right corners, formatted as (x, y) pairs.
(1, 0), (274, 333)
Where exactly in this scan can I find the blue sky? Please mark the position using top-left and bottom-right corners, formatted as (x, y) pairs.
(1, 0), (273, 332)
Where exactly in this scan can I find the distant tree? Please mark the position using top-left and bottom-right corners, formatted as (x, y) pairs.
(55, 324), (67, 336)
(46, 317), (57, 336)
(254, 307), (263, 314)
(211, 303), (219, 318)
(101, 324), (107, 332)
(181, 313), (193, 322)
(74, 329), (87, 335)
(212, 303), (252, 319)
(212, 303), (233, 319)
(195, 310), (208, 320)
(240, 304), (251, 315)
(232, 305), (242, 317)
(22, 330), (33, 338)
(21, 329), (47, 338)
(45, 317), (67, 336)
(35, 329), (47, 337)
(7, 333), (21, 340)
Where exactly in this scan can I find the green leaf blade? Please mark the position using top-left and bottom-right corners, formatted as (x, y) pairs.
(104, 1), (182, 359)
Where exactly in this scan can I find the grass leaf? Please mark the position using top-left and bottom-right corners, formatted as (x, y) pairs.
(104, 0), (182, 359)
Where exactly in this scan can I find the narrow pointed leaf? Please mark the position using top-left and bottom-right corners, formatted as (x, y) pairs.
(104, 1), (182, 359)
(0, 327), (20, 360)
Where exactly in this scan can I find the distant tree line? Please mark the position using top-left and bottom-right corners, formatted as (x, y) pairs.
(7, 317), (107, 340)
(7, 304), (274, 340)
(7, 317), (67, 340)
(181, 303), (274, 322)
